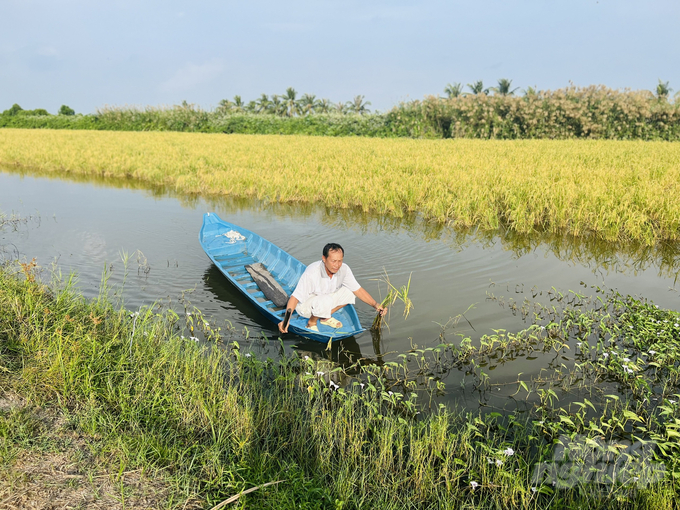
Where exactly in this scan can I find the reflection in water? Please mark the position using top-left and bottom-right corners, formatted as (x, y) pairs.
(5, 164), (680, 277)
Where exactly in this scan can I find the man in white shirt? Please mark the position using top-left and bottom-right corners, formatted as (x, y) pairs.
(278, 243), (386, 332)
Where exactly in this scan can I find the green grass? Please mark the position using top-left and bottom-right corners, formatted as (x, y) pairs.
(1, 259), (680, 508)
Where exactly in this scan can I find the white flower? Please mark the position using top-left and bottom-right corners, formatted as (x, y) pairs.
(670, 400), (677, 404)
(305, 372), (311, 375)
(360, 383), (365, 389)
(329, 381), (339, 390)
(623, 358), (630, 362)
(624, 367), (634, 374)
(538, 421), (544, 426)
(245, 353), (252, 358)
(495, 459), (503, 467)
(576, 342), (582, 347)
(504, 448), (515, 456)
(675, 324), (679, 328)
(190, 336), (199, 342)
(316, 371), (325, 376)
(186, 312), (191, 316)
(470, 481), (479, 489)
(649, 350), (657, 355)
(487, 458), (494, 464)
(388, 391), (394, 396)
(629, 326), (633, 329)
(602, 353), (609, 359)
(304, 356), (310, 360)
(531, 487), (537, 493)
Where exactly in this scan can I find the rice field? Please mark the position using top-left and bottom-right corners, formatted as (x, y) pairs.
(1, 128), (679, 245)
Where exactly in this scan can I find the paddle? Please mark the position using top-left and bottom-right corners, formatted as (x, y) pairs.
(282, 308), (293, 331)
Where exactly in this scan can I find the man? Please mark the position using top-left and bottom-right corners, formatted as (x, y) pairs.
(278, 243), (386, 333)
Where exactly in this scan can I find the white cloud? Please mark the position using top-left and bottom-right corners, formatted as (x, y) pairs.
(159, 59), (225, 93)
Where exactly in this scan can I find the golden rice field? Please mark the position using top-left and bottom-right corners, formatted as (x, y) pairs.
(1, 128), (679, 245)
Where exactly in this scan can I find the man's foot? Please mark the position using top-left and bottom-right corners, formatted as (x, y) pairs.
(307, 324), (319, 332)
(320, 317), (343, 328)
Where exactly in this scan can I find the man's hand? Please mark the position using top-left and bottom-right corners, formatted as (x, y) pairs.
(374, 304), (387, 317)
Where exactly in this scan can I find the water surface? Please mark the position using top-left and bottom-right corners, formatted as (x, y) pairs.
(2, 166), (679, 410)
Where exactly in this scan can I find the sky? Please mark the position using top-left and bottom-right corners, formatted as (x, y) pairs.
(1, 0), (678, 114)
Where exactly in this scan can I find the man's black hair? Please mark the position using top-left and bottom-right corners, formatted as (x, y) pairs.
(323, 243), (344, 257)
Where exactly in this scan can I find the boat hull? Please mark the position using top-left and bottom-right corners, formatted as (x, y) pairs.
(199, 213), (365, 342)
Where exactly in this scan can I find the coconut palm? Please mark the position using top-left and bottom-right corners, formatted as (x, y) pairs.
(282, 87), (300, 117)
(269, 95), (284, 115)
(347, 95), (371, 114)
(317, 98), (332, 114)
(334, 101), (347, 114)
(467, 81), (488, 95)
(657, 80), (672, 100)
(230, 95), (244, 113)
(217, 98), (234, 113)
(255, 94), (271, 114)
(444, 83), (463, 98)
(491, 78), (518, 96)
(299, 93), (319, 115)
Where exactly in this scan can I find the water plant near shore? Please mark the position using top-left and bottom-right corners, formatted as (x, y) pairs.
(2, 258), (680, 508)
(1, 130), (679, 246)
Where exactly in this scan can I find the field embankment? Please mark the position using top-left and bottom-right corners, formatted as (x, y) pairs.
(1, 129), (679, 245)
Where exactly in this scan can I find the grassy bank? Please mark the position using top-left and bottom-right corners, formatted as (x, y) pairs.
(1, 129), (680, 245)
(2, 257), (680, 508)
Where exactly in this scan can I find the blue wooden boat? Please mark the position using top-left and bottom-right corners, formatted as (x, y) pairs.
(199, 212), (365, 342)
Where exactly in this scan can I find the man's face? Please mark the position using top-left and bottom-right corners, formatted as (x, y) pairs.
(322, 249), (343, 276)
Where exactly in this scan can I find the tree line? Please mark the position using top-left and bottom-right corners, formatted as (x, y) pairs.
(2, 80), (678, 139)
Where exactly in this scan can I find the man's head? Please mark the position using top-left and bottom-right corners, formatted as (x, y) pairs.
(322, 243), (344, 276)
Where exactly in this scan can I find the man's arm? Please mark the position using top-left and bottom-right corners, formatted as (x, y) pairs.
(353, 287), (387, 316)
(278, 295), (299, 333)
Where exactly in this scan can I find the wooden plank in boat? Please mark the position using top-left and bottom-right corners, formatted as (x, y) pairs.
(245, 263), (289, 307)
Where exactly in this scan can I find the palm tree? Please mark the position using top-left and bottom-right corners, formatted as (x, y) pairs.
(467, 80), (488, 95)
(334, 101), (347, 114)
(347, 95), (371, 114)
(255, 94), (271, 114)
(231, 95), (244, 113)
(657, 80), (672, 100)
(282, 87), (300, 117)
(317, 98), (332, 114)
(444, 83), (463, 98)
(299, 93), (319, 115)
(491, 78), (518, 96)
(217, 99), (233, 113)
(269, 95), (284, 115)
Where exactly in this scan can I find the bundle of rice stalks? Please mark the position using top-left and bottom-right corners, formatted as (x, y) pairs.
(371, 270), (413, 331)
